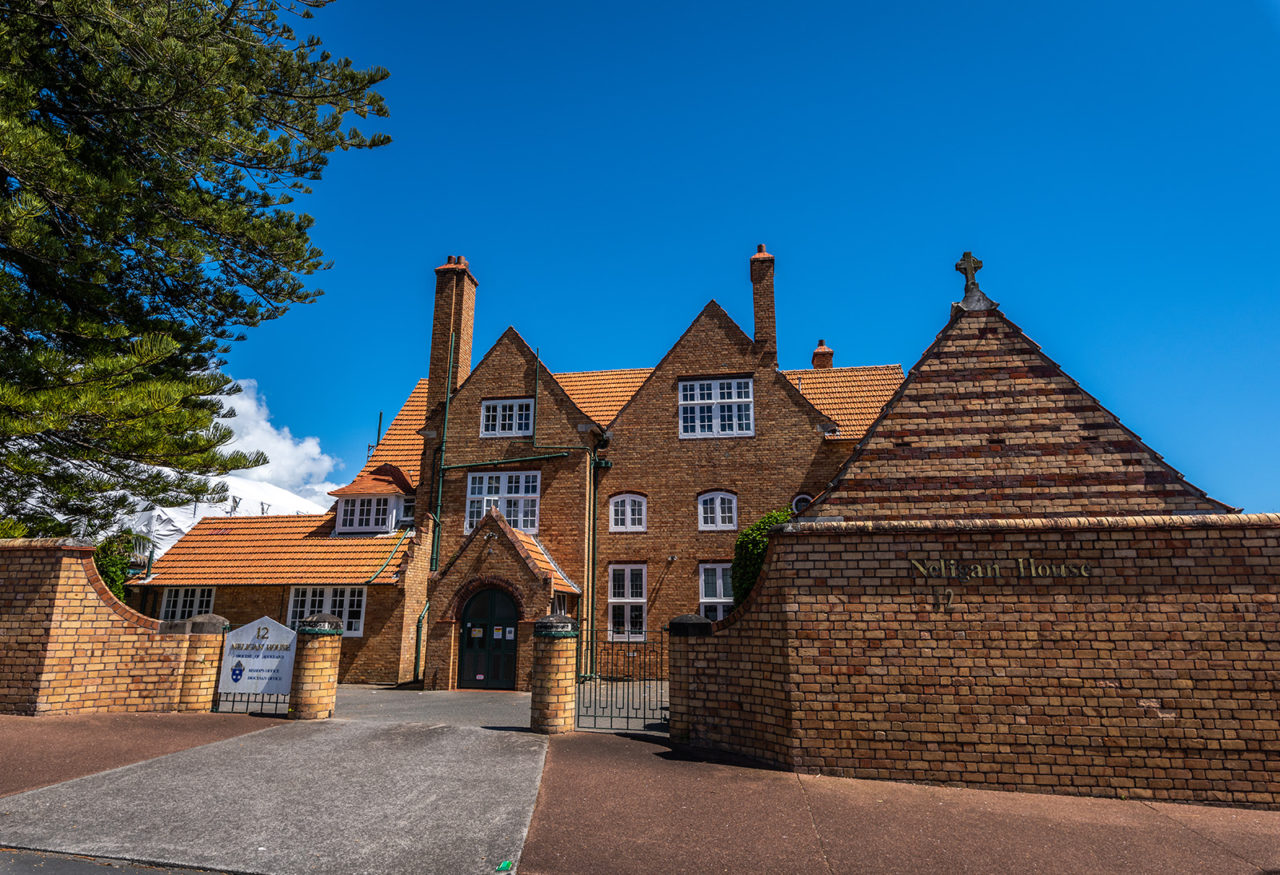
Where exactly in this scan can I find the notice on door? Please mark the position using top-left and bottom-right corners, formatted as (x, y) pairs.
(218, 617), (297, 696)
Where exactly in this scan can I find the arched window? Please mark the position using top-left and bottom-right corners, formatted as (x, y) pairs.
(791, 494), (813, 514)
(698, 491), (737, 531)
(609, 494), (647, 532)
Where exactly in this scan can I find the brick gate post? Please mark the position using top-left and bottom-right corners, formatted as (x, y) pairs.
(668, 613), (713, 744)
(173, 614), (230, 712)
(530, 614), (578, 734)
(290, 613), (343, 720)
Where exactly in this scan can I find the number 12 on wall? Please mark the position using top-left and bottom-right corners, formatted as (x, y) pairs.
(931, 586), (955, 612)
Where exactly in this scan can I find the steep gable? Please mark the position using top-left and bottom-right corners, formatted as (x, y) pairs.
(810, 303), (1236, 520)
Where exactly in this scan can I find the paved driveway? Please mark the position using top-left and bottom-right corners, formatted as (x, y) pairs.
(0, 687), (540, 875)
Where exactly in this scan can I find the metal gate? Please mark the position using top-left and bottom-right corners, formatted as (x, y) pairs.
(576, 627), (668, 733)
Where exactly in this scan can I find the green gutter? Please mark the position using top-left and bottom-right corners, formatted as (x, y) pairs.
(366, 525), (413, 585)
(440, 451), (571, 471)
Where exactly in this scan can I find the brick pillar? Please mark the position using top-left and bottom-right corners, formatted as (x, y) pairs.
(668, 613), (713, 744)
(530, 614), (578, 734)
(176, 614), (229, 712)
(290, 613), (343, 720)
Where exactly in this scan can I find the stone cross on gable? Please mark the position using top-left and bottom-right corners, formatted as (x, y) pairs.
(955, 251), (983, 290)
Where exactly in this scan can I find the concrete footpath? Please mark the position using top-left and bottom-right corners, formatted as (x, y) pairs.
(0, 688), (542, 874)
(520, 731), (1280, 875)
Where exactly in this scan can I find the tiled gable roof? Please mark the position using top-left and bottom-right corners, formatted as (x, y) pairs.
(329, 463), (414, 496)
(553, 368), (653, 424)
(353, 360), (904, 491)
(507, 526), (580, 595)
(781, 365), (905, 438)
(145, 514), (411, 587)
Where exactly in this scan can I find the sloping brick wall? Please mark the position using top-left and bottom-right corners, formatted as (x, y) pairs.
(0, 539), (223, 715)
(812, 306), (1233, 519)
(671, 514), (1280, 807)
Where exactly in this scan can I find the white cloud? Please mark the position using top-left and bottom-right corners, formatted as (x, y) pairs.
(223, 378), (343, 507)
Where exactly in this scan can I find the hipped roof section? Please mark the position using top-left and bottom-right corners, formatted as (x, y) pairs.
(144, 514), (411, 587)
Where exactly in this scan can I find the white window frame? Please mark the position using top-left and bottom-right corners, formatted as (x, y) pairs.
(791, 494), (814, 514)
(698, 491), (738, 531)
(609, 493), (647, 532)
(287, 586), (366, 637)
(480, 398), (534, 437)
(336, 496), (393, 534)
(607, 564), (647, 642)
(678, 378), (754, 438)
(160, 587), (213, 621)
(398, 494), (416, 527)
(699, 563), (733, 622)
(466, 471), (540, 533)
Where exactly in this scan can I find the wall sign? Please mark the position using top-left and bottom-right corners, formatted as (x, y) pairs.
(910, 557), (1092, 581)
(218, 616), (297, 696)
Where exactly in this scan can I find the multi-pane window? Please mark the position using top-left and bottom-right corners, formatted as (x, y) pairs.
(338, 497), (391, 533)
(480, 399), (534, 437)
(608, 564), (646, 641)
(699, 564), (733, 621)
(698, 492), (738, 531)
(466, 471), (540, 533)
(160, 587), (213, 621)
(287, 586), (366, 636)
(399, 495), (416, 526)
(678, 378), (754, 437)
(609, 494), (647, 532)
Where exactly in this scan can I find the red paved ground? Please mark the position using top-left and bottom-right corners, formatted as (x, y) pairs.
(0, 711), (282, 797)
(520, 732), (1280, 875)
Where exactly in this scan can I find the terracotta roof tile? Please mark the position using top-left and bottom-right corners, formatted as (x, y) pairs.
(330, 463), (414, 496)
(553, 368), (653, 424)
(781, 364), (905, 438)
(145, 514), (411, 587)
(355, 363), (903, 492)
(508, 526), (580, 594)
(358, 379), (431, 487)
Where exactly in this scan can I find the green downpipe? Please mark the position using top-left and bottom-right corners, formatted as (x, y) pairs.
(413, 599), (430, 682)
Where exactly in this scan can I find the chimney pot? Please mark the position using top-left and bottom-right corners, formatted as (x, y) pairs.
(812, 338), (834, 370)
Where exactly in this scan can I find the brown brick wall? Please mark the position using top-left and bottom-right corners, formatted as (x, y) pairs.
(530, 631), (577, 733)
(593, 302), (848, 642)
(672, 513), (1280, 808)
(814, 308), (1232, 520)
(0, 539), (224, 716)
(131, 580), (411, 685)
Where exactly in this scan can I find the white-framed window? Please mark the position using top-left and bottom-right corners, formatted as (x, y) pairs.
(466, 471), (540, 533)
(791, 494), (813, 514)
(287, 586), (366, 637)
(337, 496), (392, 533)
(607, 564), (646, 641)
(160, 587), (213, 621)
(678, 378), (754, 438)
(698, 491), (738, 531)
(480, 398), (534, 437)
(399, 494), (416, 527)
(552, 593), (569, 615)
(609, 494), (647, 532)
(699, 563), (733, 621)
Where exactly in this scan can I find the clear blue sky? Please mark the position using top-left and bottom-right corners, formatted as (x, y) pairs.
(224, 0), (1280, 512)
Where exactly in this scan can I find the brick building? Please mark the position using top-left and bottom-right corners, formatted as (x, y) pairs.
(135, 246), (903, 687)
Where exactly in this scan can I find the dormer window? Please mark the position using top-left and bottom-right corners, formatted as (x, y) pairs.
(338, 496), (391, 533)
(481, 398), (533, 437)
(679, 378), (753, 438)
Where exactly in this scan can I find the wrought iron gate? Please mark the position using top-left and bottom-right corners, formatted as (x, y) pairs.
(576, 627), (668, 733)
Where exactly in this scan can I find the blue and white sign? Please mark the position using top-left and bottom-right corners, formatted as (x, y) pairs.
(218, 617), (297, 696)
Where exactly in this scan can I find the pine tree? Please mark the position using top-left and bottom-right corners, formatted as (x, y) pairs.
(0, 0), (389, 535)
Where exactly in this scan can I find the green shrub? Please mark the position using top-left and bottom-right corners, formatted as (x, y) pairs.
(93, 531), (134, 601)
(730, 508), (793, 606)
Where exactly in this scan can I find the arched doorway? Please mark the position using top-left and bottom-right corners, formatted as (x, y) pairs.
(457, 588), (518, 690)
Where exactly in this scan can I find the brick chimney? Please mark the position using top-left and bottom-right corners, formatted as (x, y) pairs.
(750, 244), (776, 367)
(812, 339), (833, 369)
(426, 255), (477, 414)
